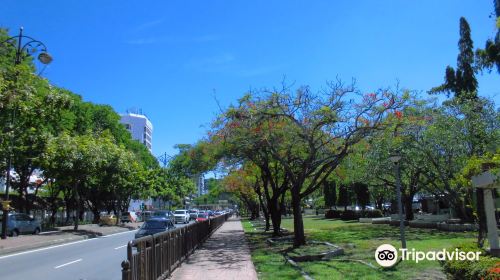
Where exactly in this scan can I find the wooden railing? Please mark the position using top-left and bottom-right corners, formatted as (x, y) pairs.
(121, 213), (230, 280)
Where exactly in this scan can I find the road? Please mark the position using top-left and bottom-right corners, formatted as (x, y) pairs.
(0, 221), (194, 280)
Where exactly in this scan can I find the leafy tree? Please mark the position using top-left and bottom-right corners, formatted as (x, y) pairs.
(323, 179), (337, 209)
(476, 0), (500, 73)
(0, 63), (73, 213)
(222, 167), (261, 220)
(337, 184), (351, 211)
(353, 182), (370, 210)
(430, 17), (478, 102)
(217, 81), (404, 246)
(211, 103), (292, 236)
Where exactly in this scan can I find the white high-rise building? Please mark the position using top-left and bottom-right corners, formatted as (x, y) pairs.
(120, 112), (153, 151)
(195, 174), (207, 196)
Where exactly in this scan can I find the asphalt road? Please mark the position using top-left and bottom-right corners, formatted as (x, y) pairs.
(0, 221), (193, 280)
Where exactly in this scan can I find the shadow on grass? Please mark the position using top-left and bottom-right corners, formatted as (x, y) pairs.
(306, 223), (475, 244)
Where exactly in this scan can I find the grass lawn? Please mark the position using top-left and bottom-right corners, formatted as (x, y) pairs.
(243, 215), (477, 280)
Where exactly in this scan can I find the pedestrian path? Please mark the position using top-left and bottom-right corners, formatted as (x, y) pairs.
(170, 217), (258, 280)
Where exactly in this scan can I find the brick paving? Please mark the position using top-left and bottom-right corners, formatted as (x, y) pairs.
(170, 217), (258, 280)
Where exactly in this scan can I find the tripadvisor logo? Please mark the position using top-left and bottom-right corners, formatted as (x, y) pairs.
(375, 244), (482, 267)
(375, 244), (398, 267)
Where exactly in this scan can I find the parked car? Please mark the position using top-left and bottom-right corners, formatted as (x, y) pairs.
(188, 209), (199, 220)
(134, 218), (175, 239)
(195, 213), (209, 222)
(120, 211), (138, 223)
(99, 214), (117, 226)
(0, 213), (41, 236)
(173, 209), (190, 224)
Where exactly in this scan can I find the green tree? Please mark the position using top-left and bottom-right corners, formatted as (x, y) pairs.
(213, 81), (405, 246)
(323, 179), (337, 209)
(476, 0), (500, 73)
(353, 182), (370, 210)
(430, 17), (478, 102)
(337, 184), (351, 211)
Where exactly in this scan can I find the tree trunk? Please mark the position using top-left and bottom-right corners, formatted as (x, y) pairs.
(376, 196), (384, 211)
(268, 197), (282, 237)
(49, 199), (58, 226)
(73, 183), (80, 231)
(65, 198), (72, 225)
(91, 207), (100, 224)
(291, 186), (305, 247)
(404, 194), (415, 221)
(280, 192), (287, 217)
(257, 194), (270, 231)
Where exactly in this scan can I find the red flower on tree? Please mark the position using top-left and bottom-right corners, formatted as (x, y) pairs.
(394, 110), (403, 119)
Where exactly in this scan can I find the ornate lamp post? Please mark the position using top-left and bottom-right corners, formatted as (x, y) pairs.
(1, 27), (52, 239)
(389, 152), (407, 249)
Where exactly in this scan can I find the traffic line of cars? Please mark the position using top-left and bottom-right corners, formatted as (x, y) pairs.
(134, 209), (232, 239)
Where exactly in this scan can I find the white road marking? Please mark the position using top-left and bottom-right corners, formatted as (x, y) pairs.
(0, 229), (137, 260)
(54, 258), (82, 269)
(114, 245), (127, 250)
(39, 231), (59, 235)
(102, 230), (137, 238)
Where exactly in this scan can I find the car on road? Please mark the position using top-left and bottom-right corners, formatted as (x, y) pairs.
(134, 218), (175, 239)
(214, 210), (223, 216)
(99, 214), (117, 226)
(0, 213), (41, 236)
(152, 210), (174, 220)
(195, 213), (209, 222)
(120, 211), (138, 223)
(173, 209), (190, 224)
(141, 211), (155, 221)
(188, 209), (199, 220)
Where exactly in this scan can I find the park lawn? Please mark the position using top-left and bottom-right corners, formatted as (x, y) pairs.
(243, 216), (477, 280)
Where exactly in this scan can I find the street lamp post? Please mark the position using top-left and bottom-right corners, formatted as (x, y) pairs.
(389, 153), (407, 249)
(1, 27), (52, 239)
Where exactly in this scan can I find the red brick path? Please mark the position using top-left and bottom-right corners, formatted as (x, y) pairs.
(170, 217), (258, 280)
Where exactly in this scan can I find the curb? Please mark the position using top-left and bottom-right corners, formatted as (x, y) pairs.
(0, 227), (134, 257)
(0, 235), (91, 256)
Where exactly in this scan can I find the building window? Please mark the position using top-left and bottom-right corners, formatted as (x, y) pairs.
(124, 124), (131, 130)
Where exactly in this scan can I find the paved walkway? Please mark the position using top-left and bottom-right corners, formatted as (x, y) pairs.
(171, 217), (258, 280)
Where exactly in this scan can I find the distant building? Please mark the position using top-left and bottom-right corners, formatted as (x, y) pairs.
(120, 112), (153, 151)
(194, 174), (207, 196)
(0, 170), (44, 193)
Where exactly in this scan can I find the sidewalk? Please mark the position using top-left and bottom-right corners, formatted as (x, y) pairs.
(0, 222), (140, 256)
(171, 217), (258, 280)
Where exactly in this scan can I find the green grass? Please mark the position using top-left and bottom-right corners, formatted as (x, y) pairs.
(243, 216), (477, 280)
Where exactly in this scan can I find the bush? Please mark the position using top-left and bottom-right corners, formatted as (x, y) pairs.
(441, 243), (500, 280)
(325, 209), (342, 219)
(340, 210), (362, 220)
(362, 209), (383, 218)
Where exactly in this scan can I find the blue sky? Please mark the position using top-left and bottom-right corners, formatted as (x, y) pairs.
(2, 1), (499, 158)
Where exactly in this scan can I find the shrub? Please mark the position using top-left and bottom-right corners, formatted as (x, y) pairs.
(362, 209), (383, 218)
(441, 243), (500, 280)
(340, 210), (362, 220)
(325, 209), (341, 219)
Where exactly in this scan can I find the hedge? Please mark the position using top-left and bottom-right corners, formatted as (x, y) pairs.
(441, 243), (500, 280)
(324, 209), (383, 220)
(325, 209), (342, 219)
